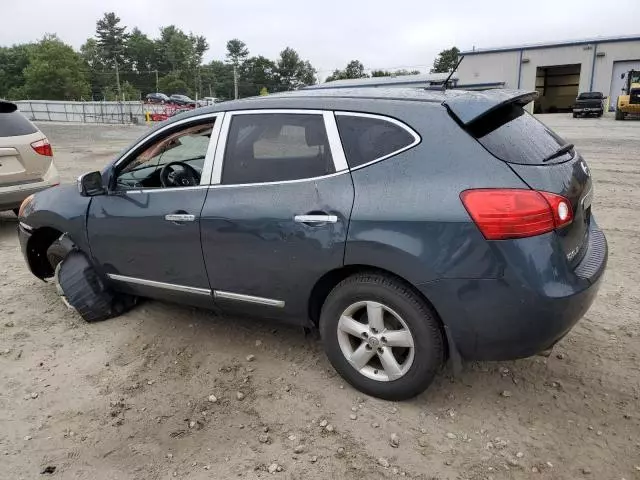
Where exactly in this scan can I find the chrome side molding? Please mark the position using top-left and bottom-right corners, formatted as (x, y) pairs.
(105, 274), (285, 308)
(106, 274), (211, 296)
(214, 290), (285, 308)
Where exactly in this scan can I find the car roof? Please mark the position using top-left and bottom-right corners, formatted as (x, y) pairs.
(163, 87), (536, 127)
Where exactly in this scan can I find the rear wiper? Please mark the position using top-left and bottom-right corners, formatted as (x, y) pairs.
(542, 143), (574, 163)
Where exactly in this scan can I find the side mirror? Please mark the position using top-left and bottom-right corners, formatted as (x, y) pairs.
(77, 171), (106, 196)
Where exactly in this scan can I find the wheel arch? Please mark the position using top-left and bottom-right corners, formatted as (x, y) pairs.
(25, 227), (79, 279)
(309, 264), (455, 364)
(309, 264), (443, 328)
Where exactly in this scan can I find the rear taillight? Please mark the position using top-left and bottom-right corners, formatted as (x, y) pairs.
(460, 189), (573, 240)
(31, 138), (53, 157)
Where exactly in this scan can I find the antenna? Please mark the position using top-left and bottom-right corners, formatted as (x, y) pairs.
(442, 55), (465, 92)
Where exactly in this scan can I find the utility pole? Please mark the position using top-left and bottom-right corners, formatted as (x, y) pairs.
(155, 69), (159, 92)
(233, 65), (238, 100)
(114, 57), (122, 101)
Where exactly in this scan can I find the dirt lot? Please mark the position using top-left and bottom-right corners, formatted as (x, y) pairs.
(1, 115), (639, 480)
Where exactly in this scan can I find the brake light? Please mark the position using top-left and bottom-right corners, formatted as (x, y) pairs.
(31, 138), (53, 157)
(460, 189), (573, 240)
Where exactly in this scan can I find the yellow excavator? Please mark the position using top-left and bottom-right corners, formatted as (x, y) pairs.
(615, 70), (640, 120)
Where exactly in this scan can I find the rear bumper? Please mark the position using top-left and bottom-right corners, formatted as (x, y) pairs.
(573, 107), (603, 113)
(0, 163), (59, 211)
(420, 223), (608, 361)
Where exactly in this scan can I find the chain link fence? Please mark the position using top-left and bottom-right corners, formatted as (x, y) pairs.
(14, 100), (167, 124)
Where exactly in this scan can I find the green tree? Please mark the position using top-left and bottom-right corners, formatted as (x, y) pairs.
(80, 38), (111, 99)
(225, 39), (249, 67)
(371, 69), (421, 77)
(158, 71), (189, 96)
(126, 28), (157, 72)
(0, 44), (33, 99)
(200, 60), (234, 100)
(276, 47), (316, 90)
(430, 47), (460, 73)
(20, 35), (89, 100)
(157, 26), (193, 72)
(325, 60), (368, 82)
(95, 12), (129, 68)
(239, 55), (278, 97)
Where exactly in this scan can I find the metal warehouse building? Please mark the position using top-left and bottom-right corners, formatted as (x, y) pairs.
(457, 35), (640, 112)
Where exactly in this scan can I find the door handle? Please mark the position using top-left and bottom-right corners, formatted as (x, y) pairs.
(294, 214), (338, 224)
(165, 213), (195, 222)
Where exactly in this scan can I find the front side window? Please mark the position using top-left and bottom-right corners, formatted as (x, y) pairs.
(116, 121), (214, 189)
(336, 114), (417, 168)
(222, 113), (334, 184)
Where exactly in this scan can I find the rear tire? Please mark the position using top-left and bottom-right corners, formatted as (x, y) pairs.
(319, 273), (444, 400)
(615, 109), (624, 120)
(572, 112), (578, 118)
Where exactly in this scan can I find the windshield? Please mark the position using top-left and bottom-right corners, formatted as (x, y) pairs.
(578, 92), (603, 99)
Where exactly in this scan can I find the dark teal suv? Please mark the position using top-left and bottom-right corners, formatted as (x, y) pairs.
(18, 88), (607, 400)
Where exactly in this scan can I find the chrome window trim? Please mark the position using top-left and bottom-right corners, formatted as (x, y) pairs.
(113, 112), (222, 187)
(214, 290), (285, 308)
(206, 171), (348, 190)
(121, 185), (210, 194)
(107, 273), (211, 296)
(334, 111), (422, 171)
(210, 109), (348, 186)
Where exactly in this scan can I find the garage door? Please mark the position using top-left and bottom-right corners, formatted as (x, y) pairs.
(609, 60), (640, 111)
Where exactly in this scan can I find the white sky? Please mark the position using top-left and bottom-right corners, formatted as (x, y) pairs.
(2, 0), (639, 77)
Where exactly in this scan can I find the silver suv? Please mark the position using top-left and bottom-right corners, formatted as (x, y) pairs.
(0, 101), (59, 213)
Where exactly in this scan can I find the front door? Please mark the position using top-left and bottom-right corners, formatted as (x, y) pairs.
(87, 116), (220, 307)
(200, 110), (354, 321)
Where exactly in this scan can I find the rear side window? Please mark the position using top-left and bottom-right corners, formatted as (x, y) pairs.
(336, 114), (417, 168)
(0, 109), (38, 137)
(468, 104), (571, 165)
(222, 113), (334, 184)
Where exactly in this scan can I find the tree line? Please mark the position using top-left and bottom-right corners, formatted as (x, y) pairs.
(0, 11), (460, 102)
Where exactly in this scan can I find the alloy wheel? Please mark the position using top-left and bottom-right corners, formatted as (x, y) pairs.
(336, 300), (415, 382)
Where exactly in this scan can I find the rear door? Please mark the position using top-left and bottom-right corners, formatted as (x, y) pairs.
(0, 103), (52, 187)
(465, 103), (592, 266)
(200, 110), (353, 321)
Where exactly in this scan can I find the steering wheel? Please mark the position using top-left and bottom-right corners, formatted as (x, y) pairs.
(159, 161), (201, 188)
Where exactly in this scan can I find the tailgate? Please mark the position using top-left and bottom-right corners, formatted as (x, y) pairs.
(457, 98), (592, 267)
(509, 156), (592, 266)
(0, 131), (49, 186)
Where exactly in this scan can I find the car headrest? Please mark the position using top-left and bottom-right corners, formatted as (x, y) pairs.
(305, 125), (327, 146)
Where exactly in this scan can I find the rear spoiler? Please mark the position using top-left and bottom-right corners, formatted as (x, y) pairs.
(443, 89), (538, 125)
(0, 100), (18, 114)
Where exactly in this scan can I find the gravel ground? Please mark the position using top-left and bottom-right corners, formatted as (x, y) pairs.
(1, 115), (639, 480)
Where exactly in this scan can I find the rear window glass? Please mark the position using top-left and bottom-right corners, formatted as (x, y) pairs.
(468, 104), (572, 165)
(0, 110), (38, 137)
(336, 114), (416, 168)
